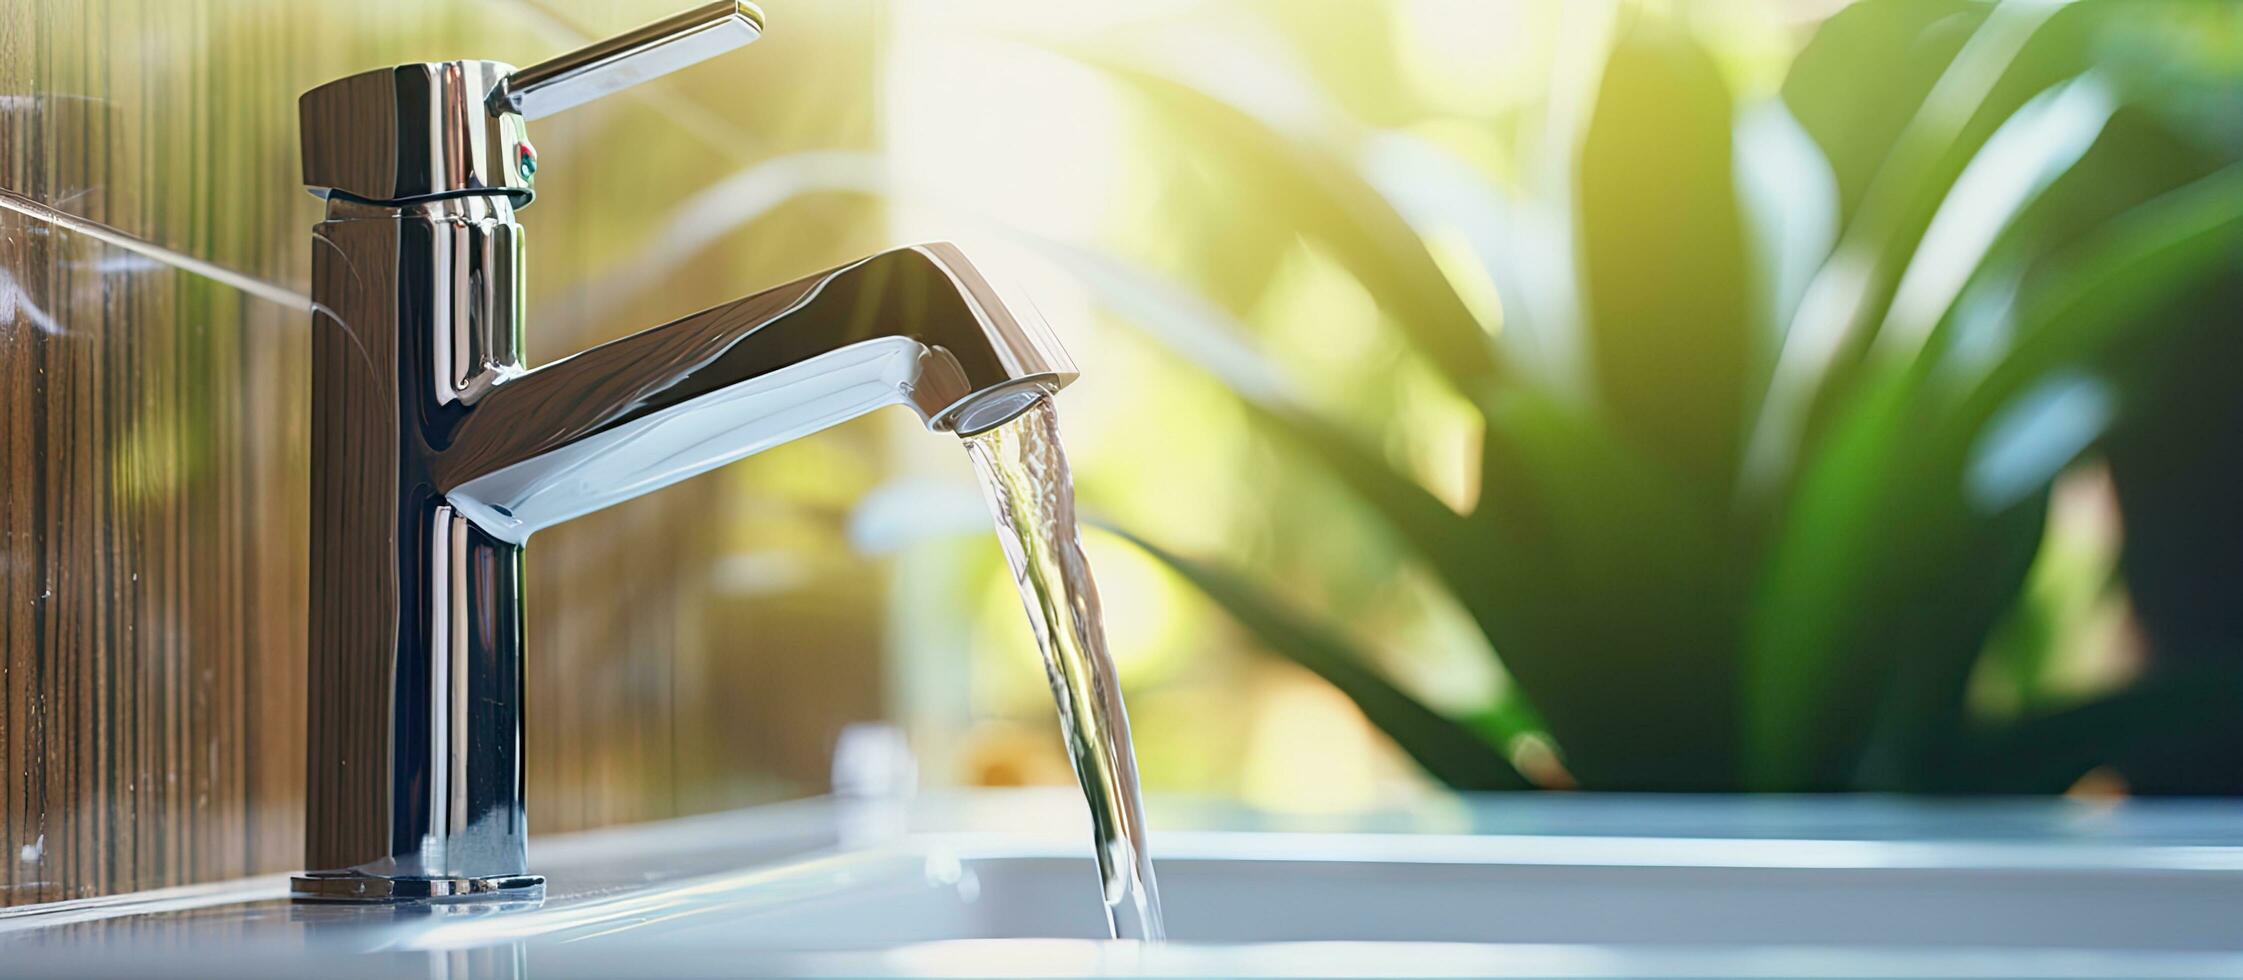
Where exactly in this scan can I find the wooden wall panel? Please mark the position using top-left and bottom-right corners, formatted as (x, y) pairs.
(2, 0), (895, 907)
(0, 207), (308, 906)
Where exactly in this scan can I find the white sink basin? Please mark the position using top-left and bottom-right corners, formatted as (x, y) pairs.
(629, 832), (2243, 952)
(11, 792), (2243, 977)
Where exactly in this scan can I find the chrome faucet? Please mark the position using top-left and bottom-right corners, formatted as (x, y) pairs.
(291, 2), (1074, 901)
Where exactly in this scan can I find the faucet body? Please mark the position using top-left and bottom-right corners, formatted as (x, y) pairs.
(293, 9), (1072, 902)
(300, 193), (536, 899)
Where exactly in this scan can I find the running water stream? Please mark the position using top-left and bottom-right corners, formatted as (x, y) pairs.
(962, 396), (1167, 941)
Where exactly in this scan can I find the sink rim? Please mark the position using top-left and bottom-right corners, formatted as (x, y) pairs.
(13, 790), (2243, 977)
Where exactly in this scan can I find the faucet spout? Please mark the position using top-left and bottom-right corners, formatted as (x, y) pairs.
(437, 242), (1073, 542)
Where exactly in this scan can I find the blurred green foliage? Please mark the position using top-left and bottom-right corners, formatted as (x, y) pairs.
(1072, 0), (2243, 792)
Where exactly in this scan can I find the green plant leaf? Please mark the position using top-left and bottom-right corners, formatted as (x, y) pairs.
(1035, 239), (1506, 596)
(1042, 242), (1564, 748)
(1960, 161), (2243, 429)
(1358, 132), (1582, 388)
(1745, 161), (2243, 790)
(1743, 369), (1965, 790)
(1752, 1), (2097, 487)
(1936, 115), (2235, 728)
(1969, 107), (2230, 346)
(1740, 31), (2234, 792)
(1478, 388), (1745, 789)
(1784, 0), (2098, 243)
(1873, 73), (2120, 367)
(1035, 4), (2240, 796)
(1733, 104), (1841, 349)
(1851, 488), (2050, 791)
(1112, 530), (1529, 791)
(1577, 13), (1753, 489)
(1076, 59), (1507, 397)
(1242, 402), (1506, 607)
(1783, 0), (1985, 228)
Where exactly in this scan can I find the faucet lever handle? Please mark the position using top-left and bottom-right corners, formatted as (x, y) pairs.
(488, 1), (764, 120)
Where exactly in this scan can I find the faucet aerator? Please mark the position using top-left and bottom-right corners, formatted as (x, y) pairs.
(939, 379), (1062, 436)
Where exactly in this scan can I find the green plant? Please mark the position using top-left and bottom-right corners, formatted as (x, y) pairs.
(1064, 0), (2243, 792)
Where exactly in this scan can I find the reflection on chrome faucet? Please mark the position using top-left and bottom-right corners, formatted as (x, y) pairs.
(292, 2), (1074, 902)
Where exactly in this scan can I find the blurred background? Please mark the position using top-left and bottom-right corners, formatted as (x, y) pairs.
(8, 1), (2243, 910)
(685, 0), (2243, 806)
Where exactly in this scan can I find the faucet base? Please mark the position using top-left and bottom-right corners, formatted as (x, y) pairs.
(290, 871), (547, 904)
